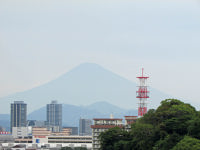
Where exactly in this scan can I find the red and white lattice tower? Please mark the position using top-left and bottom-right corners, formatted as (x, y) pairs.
(136, 68), (149, 117)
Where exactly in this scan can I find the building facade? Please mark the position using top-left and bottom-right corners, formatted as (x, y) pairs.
(64, 127), (78, 135)
(46, 101), (62, 131)
(91, 118), (123, 150)
(124, 116), (137, 131)
(12, 127), (32, 138)
(79, 118), (92, 136)
(10, 101), (27, 132)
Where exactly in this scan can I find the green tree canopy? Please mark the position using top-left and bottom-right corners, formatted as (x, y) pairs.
(99, 127), (131, 150)
(99, 99), (200, 150)
(172, 136), (200, 150)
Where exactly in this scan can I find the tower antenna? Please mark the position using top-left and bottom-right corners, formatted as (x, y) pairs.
(136, 68), (149, 117)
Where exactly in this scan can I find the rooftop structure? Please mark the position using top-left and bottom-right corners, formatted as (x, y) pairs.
(124, 116), (137, 125)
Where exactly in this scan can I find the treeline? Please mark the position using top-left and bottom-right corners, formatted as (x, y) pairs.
(99, 99), (200, 150)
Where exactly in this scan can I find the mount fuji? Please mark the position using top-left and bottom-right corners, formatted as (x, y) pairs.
(0, 63), (170, 114)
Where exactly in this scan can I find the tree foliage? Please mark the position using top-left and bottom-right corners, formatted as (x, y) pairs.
(99, 127), (131, 150)
(172, 136), (200, 150)
(99, 99), (200, 150)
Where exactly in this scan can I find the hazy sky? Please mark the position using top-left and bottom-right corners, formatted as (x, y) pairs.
(1, 0), (200, 106)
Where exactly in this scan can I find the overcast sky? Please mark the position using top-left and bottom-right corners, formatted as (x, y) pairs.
(1, 0), (200, 106)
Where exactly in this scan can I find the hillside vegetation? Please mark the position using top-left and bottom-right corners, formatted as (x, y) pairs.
(99, 99), (200, 150)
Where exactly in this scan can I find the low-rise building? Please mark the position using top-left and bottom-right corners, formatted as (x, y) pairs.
(15, 137), (32, 143)
(48, 135), (92, 144)
(51, 128), (71, 136)
(124, 116), (137, 131)
(0, 134), (14, 143)
(32, 127), (51, 144)
(91, 118), (123, 150)
(32, 127), (72, 144)
(12, 127), (32, 138)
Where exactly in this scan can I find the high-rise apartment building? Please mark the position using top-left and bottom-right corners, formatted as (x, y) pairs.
(10, 101), (27, 132)
(79, 118), (92, 136)
(46, 101), (62, 131)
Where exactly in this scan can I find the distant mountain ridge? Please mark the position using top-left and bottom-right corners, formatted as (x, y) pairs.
(28, 101), (138, 126)
(1, 101), (137, 130)
(85, 101), (126, 115)
(0, 114), (10, 131)
(28, 102), (137, 126)
(0, 63), (171, 114)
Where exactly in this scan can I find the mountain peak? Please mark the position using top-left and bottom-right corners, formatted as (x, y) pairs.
(0, 63), (169, 113)
(67, 62), (109, 75)
(76, 62), (103, 68)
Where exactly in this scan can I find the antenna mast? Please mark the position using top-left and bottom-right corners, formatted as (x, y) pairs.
(136, 68), (149, 117)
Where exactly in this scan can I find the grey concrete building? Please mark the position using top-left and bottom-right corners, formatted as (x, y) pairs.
(10, 101), (27, 132)
(64, 127), (78, 135)
(46, 101), (62, 131)
(79, 118), (92, 136)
